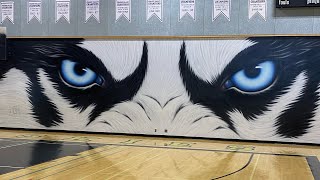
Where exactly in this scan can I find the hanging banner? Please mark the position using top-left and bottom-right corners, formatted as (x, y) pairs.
(85, 0), (99, 23)
(179, 0), (195, 21)
(213, 0), (230, 21)
(146, 0), (163, 22)
(28, 1), (41, 24)
(116, 0), (131, 22)
(248, 0), (266, 21)
(55, 0), (70, 23)
(0, 1), (14, 24)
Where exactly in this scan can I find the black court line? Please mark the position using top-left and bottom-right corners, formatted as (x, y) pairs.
(212, 153), (254, 180)
(3, 127), (320, 146)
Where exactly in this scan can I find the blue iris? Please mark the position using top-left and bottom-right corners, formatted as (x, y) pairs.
(225, 61), (276, 93)
(60, 60), (103, 88)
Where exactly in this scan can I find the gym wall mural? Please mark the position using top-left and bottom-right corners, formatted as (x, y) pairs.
(0, 36), (320, 144)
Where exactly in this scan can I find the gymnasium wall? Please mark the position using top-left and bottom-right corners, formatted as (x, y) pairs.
(1, 37), (320, 144)
(0, 0), (318, 37)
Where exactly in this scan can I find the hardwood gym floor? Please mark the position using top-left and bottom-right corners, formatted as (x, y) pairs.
(0, 129), (319, 180)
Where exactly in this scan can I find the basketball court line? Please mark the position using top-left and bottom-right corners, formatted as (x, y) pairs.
(212, 153), (254, 180)
(0, 138), (30, 142)
(0, 141), (35, 150)
(249, 154), (260, 180)
(0, 138), (102, 147)
(0, 166), (24, 169)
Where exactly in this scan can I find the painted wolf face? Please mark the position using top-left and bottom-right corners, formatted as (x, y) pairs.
(1, 37), (320, 143)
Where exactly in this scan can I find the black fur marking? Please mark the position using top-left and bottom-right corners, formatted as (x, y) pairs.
(273, 38), (320, 137)
(5, 39), (148, 127)
(180, 37), (320, 137)
(111, 110), (133, 122)
(0, 61), (12, 80)
(28, 72), (63, 127)
(173, 104), (187, 121)
(4, 39), (80, 127)
(0, 34), (6, 60)
(102, 120), (112, 127)
(143, 94), (182, 109)
(86, 42), (148, 124)
(134, 101), (152, 121)
(179, 42), (236, 131)
(213, 126), (227, 131)
(0, 35), (13, 79)
(193, 115), (211, 124)
(143, 94), (162, 107)
(262, 37), (320, 137)
(276, 75), (317, 137)
(163, 95), (182, 108)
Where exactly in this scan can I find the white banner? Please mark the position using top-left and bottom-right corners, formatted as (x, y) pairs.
(55, 0), (70, 23)
(85, 0), (99, 23)
(213, 0), (230, 21)
(116, 0), (131, 22)
(249, 0), (266, 21)
(180, 0), (195, 21)
(1, 1), (14, 24)
(146, 0), (162, 22)
(28, 1), (41, 24)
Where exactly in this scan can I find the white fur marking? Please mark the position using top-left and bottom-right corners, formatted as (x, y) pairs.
(184, 40), (256, 83)
(0, 68), (40, 128)
(79, 41), (144, 81)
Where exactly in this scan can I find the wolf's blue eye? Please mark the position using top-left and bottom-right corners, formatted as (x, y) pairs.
(224, 61), (276, 93)
(60, 60), (103, 88)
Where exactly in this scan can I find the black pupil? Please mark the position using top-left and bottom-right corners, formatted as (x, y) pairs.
(244, 66), (261, 78)
(74, 63), (87, 76)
